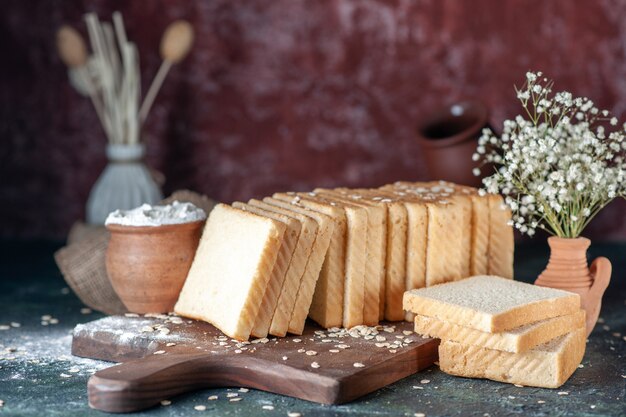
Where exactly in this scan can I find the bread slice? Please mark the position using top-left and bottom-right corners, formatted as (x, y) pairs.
(439, 327), (586, 388)
(247, 199), (317, 337)
(262, 197), (335, 334)
(174, 204), (285, 341)
(487, 194), (514, 278)
(414, 309), (585, 353)
(403, 276), (581, 332)
(302, 193), (368, 328)
(316, 189), (385, 325)
(273, 193), (345, 329)
(231, 202), (301, 338)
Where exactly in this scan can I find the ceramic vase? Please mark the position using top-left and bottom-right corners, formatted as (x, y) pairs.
(86, 143), (163, 225)
(416, 100), (491, 188)
(535, 237), (611, 336)
(105, 220), (203, 314)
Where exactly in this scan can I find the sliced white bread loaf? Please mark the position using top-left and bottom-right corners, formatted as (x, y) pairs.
(273, 193), (346, 329)
(247, 199), (317, 337)
(403, 276), (581, 333)
(414, 309), (585, 353)
(262, 197), (335, 335)
(439, 327), (586, 388)
(231, 202), (301, 338)
(315, 189), (386, 325)
(174, 204), (285, 341)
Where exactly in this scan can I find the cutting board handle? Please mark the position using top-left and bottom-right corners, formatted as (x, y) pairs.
(88, 352), (338, 412)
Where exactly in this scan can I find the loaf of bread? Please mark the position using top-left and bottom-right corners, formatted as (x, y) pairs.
(439, 327), (586, 388)
(414, 309), (585, 353)
(403, 276), (580, 332)
(176, 182), (515, 340)
(174, 204), (285, 341)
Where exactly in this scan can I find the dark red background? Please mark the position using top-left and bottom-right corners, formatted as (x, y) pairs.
(1, 0), (625, 239)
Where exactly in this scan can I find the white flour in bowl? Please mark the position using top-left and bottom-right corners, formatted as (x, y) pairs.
(105, 201), (206, 227)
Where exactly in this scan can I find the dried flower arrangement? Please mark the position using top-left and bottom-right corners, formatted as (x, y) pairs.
(55, 12), (194, 224)
(475, 71), (625, 238)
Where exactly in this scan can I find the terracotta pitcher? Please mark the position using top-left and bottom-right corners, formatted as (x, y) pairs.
(535, 237), (611, 336)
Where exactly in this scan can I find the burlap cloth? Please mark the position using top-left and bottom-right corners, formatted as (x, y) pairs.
(54, 190), (217, 314)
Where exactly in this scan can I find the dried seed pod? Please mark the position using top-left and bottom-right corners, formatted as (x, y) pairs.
(160, 20), (194, 63)
(57, 25), (88, 68)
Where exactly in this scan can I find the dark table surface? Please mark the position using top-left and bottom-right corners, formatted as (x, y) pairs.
(0, 240), (624, 417)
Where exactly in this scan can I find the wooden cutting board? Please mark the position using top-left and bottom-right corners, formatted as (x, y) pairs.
(72, 315), (439, 413)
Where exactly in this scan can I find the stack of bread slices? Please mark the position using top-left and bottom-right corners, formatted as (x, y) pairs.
(174, 181), (514, 341)
(403, 276), (586, 388)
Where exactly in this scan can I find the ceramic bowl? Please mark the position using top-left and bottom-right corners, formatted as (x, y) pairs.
(105, 220), (203, 314)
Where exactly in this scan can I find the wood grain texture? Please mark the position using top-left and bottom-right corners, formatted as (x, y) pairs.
(72, 316), (438, 412)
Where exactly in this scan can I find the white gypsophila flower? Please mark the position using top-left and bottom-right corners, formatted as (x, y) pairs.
(475, 71), (626, 238)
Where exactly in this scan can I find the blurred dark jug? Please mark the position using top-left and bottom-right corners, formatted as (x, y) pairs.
(416, 101), (490, 188)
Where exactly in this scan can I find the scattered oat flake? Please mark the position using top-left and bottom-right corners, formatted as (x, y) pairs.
(226, 393), (238, 398)
(287, 412), (302, 417)
(412, 386), (424, 390)
(68, 367), (80, 373)
(292, 339), (302, 343)
(514, 384), (524, 387)
(153, 350), (166, 355)
(166, 342), (176, 347)
(415, 413), (426, 417)
(41, 315), (52, 320)
(49, 318), (59, 324)
(230, 398), (242, 402)
(0, 325), (9, 331)
(508, 395), (515, 399)
(403, 330), (413, 335)
(420, 379), (430, 384)
(305, 350), (317, 356)
(60, 373), (72, 378)
(80, 308), (92, 314)
(578, 364), (584, 368)
(239, 388), (249, 393)
(389, 349), (397, 353)
(282, 356), (288, 360)
(558, 391), (568, 396)
(612, 332), (621, 338)
(311, 362), (320, 368)
(602, 325), (610, 331)
(160, 400), (171, 406)
(262, 405), (274, 410)
(329, 349), (340, 353)
(10, 322), (20, 328)
(0, 400), (4, 407)
(234, 349), (242, 354)
(537, 400), (546, 404)
(353, 362), (365, 368)
(194, 405), (206, 411)
(141, 326), (154, 332)
(590, 405), (596, 409)
(208, 395), (218, 400)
